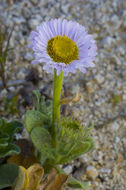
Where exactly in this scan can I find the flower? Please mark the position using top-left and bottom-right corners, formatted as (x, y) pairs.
(29, 19), (97, 76)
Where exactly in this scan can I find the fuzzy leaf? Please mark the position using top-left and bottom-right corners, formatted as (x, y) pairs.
(69, 138), (94, 158)
(0, 144), (20, 158)
(25, 110), (45, 134)
(68, 177), (89, 189)
(30, 127), (54, 160)
(0, 132), (9, 144)
(0, 118), (23, 141)
(0, 163), (19, 189)
(0, 142), (8, 147)
(55, 118), (94, 165)
(40, 96), (52, 120)
(0, 118), (22, 158)
(33, 90), (41, 111)
(57, 141), (92, 164)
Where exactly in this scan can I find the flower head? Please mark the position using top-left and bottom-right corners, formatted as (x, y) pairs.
(29, 19), (97, 76)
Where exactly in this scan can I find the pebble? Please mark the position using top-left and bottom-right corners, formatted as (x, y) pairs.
(111, 55), (122, 65)
(111, 122), (120, 131)
(17, 69), (26, 80)
(28, 16), (42, 29)
(100, 168), (111, 174)
(0, 89), (8, 98)
(8, 86), (15, 92)
(24, 52), (33, 61)
(63, 165), (73, 174)
(30, 0), (38, 5)
(110, 15), (122, 30)
(122, 93), (126, 101)
(61, 4), (70, 14)
(95, 74), (105, 84)
(12, 16), (26, 24)
(86, 166), (98, 180)
(115, 136), (120, 143)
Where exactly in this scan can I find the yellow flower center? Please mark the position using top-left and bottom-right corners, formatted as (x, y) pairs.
(47, 36), (79, 64)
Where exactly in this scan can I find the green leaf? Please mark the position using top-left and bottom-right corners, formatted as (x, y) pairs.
(68, 177), (89, 189)
(33, 90), (41, 111)
(25, 110), (45, 134)
(57, 138), (94, 164)
(54, 118), (94, 165)
(30, 127), (55, 160)
(0, 163), (19, 189)
(0, 118), (23, 158)
(0, 132), (9, 143)
(0, 141), (8, 148)
(0, 118), (23, 140)
(57, 142), (91, 164)
(5, 121), (23, 138)
(0, 144), (20, 158)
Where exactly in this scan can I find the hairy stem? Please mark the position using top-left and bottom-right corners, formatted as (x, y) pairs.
(1, 74), (7, 89)
(0, 63), (7, 89)
(52, 69), (63, 147)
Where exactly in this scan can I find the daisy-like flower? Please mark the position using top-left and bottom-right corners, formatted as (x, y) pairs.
(29, 19), (97, 76)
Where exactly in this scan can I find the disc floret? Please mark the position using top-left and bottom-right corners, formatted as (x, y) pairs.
(47, 36), (79, 64)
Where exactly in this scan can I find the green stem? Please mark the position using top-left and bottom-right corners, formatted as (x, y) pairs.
(0, 63), (7, 89)
(52, 69), (63, 147)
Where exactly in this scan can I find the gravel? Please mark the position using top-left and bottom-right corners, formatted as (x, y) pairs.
(0, 0), (126, 189)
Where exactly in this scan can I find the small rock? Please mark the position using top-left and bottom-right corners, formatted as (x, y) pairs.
(8, 86), (15, 92)
(17, 69), (26, 80)
(110, 15), (122, 30)
(102, 36), (115, 48)
(115, 136), (120, 143)
(122, 93), (126, 101)
(95, 74), (105, 84)
(86, 166), (98, 180)
(111, 55), (122, 65)
(28, 15), (42, 29)
(61, 4), (70, 14)
(100, 168), (111, 174)
(24, 52), (33, 61)
(0, 89), (8, 98)
(63, 165), (73, 174)
(117, 154), (123, 164)
(30, 0), (38, 5)
(13, 16), (26, 24)
(111, 122), (120, 131)
(7, 0), (13, 5)
(39, 0), (47, 6)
